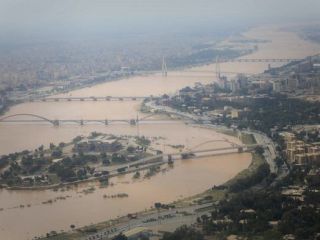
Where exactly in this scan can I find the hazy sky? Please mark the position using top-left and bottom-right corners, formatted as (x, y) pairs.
(0, 0), (319, 41)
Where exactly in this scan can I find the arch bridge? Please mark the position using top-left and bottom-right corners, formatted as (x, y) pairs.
(0, 114), (58, 125)
(0, 113), (176, 126)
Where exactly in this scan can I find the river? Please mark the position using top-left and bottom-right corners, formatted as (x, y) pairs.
(0, 25), (320, 239)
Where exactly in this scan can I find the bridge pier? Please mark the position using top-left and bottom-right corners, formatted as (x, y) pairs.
(105, 119), (109, 125)
(130, 119), (136, 125)
(80, 120), (84, 126)
(181, 152), (195, 159)
(53, 120), (59, 126)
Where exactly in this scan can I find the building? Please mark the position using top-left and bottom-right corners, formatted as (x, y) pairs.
(74, 136), (122, 152)
(285, 139), (320, 165)
(230, 79), (240, 93)
(286, 77), (298, 92)
(272, 81), (282, 92)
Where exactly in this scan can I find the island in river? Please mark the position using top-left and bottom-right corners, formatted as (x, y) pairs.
(0, 133), (159, 189)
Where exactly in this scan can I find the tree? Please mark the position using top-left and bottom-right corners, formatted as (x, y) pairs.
(49, 143), (56, 150)
(255, 146), (265, 155)
(127, 146), (135, 153)
(102, 158), (110, 165)
(161, 225), (203, 240)
(112, 153), (126, 163)
(275, 157), (284, 167)
(21, 155), (34, 166)
(51, 149), (62, 158)
(38, 145), (44, 152)
(112, 233), (128, 240)
(155, 202), (162, 209)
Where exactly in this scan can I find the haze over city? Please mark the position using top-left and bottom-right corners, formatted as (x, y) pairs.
(0, 0), (320, 43)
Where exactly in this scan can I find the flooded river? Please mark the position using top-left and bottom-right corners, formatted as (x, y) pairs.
(0, 26), (320, 239)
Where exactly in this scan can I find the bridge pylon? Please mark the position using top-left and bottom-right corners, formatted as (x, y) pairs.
(215, 56), (221, 80)
(162, 56), (168, 77)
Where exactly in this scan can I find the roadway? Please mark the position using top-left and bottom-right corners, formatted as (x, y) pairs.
(95, 145), (250, 178)
(82, 203), (213, 240)
(0, 119), (185, 126)
(145, 101), (278, 174)
(31, 96), (153, 102)
(242, 129), (278, 174)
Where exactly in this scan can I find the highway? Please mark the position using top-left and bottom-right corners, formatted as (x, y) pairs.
(82, 203), (212, 240)
(242, 129), (277, 174)
(145, 101), (278, 174)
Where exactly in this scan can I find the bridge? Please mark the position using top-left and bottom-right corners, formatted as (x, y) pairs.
(217, 58), (302, 63)
(0, 113), (179, 126)
(142, 57), (302, 78)
(0, 114), (58, 125)
(188, 139), (241, 150)
(109, 140), (261, 174)
(29, 96), (156, 103)
(173, 144), (259, 158)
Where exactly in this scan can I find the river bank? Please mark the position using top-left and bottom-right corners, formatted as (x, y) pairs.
(0, 25), (319, 240)
(38, 140), (265, 240)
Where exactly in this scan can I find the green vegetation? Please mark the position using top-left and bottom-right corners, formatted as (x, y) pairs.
(167, 48), (242, 69)
(167, 93), (320, 135)
(161, 225), (204, 240)
(135, 136), (151, 147)
(133, 171), (141, 179)
(224, 151), (271, 192)
(200, 164), (320, 240)
(240, 133), (256, 145)
(0, 133), (153, 188)
(112, 233), (128, 240)
(144, 165), (161, 178)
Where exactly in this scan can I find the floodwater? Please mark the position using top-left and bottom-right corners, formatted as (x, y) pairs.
(0, 26), (320, 239)
(0, 154), (250, 240)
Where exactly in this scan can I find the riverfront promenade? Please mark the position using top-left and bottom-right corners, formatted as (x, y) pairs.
(145, 100), (278, 174)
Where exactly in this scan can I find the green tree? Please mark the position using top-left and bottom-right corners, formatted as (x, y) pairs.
(161, 225), (203, 240)
(112, 233), (128, 240)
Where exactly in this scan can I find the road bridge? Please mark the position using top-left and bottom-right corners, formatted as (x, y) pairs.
(0, 113), (185, 126)
(0, 114), (58, 125)
(139, 58), (302, 76)
(30, 96), (156, 102)
(106, 143), (260, 177)
(218, 58), (301, 63)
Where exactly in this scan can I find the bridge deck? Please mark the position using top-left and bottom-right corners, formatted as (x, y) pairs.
(30, 96), (153, 102)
